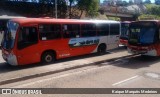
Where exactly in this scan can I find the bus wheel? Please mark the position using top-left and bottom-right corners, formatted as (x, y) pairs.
(97, 44), (106, 55)
(41, 52), (55, 64)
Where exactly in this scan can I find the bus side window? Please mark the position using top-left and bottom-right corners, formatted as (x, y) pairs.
(110, 24), (120, 35)
(63, 24), (80, 38)
(81, 24), (96, 37)
(97, 24), (109, 36)
(39, 24), (61, 40)
(18, 27), (38, 49)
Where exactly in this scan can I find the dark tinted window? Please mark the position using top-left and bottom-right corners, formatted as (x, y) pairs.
(130, 22), (155, 28)
(18, 27), (38, 49)
(159, 28), (160, 40)
(81, 24), (96, 37)
(97, 24), (109, 36)
(0, 20), (8, 33)
(62, 24), (80, 38)
(39, 24), (61, 40)
(110, 24), (120, 35)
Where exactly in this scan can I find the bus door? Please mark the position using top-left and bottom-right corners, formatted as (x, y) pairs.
(108, 23), (120, 49)
(16, 26), (40, 65)
(158, 28), (160, 55)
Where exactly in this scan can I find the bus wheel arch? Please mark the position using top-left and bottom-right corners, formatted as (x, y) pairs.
(97, 43), (106, 55)
(41, 50), (56, 64)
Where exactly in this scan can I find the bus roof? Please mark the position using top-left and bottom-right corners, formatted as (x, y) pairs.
(138, 20), (160, 22)
(121, 21), (132, 23)
(0, 15), (26, 20)
(131, 20), (160, 25)
(10, 18), (120, 25)
(133, 20), (160, 23)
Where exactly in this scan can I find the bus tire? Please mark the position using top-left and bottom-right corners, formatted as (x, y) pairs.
(41, 51), (55, 64)
(97, 44), (106, 55)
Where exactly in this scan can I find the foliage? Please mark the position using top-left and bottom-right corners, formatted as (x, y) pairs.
(79, 0), (99, 18)
(139, 4), (160, 20)
(107, 17), (120, 21)
(68, 0), (77, 18)
(0, 0), (99, 19)
(67, 0), (99, 18)
(145, 4), (160, 16)
(139, 14), (160, 20)
(144, 0), (151, 4)
(129, 0), (133, 5)
(0, 0), (67, 18)
(145, 4), (159, 9)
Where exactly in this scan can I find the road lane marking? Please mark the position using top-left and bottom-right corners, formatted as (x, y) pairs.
(112, 75), (139, 86)
(12, 65), (111, 88)
(0, 54), (135, 86)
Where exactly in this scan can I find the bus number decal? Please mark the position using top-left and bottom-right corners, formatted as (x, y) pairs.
(131, 29), (140, 33)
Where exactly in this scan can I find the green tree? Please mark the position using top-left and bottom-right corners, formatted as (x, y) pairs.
(77, 0), (99, 18)
(87, 0), (99, 18)
(144, 0), (151, 4)
(58, 0), (67, 18)
(68, 0), (77, 18)
(38, 0), (67, 18)
(129, 0), (133, 5)
(122, 1), (128, 6)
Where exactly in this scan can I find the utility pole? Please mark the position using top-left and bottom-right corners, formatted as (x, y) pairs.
(55, 0), (57, 18)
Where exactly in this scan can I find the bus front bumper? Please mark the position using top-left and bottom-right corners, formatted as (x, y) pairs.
(2, 53), (18, 66)
(128, 48), (157, 56)
(119, 39), (128, 46)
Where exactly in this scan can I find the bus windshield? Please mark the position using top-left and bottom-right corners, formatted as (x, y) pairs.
(120, 23), (129, 40)
(1, 21), (19, 49)
(129, 22), (157, 45)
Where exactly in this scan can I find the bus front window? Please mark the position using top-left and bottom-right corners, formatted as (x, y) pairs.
(120, 23), (129, 40)
(139, 28), (155, 44)
(1, 21), (19, 49)
(129, 22), (157, 45)
(129, 27), (156, 45)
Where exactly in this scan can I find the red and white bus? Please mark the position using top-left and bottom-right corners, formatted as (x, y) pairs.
(1, 18), (120, 66)
(119, 21), (131, 46)
(128, 20), (160, 56)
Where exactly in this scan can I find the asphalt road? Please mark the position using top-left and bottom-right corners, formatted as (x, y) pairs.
(0, 47), (160, 97)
